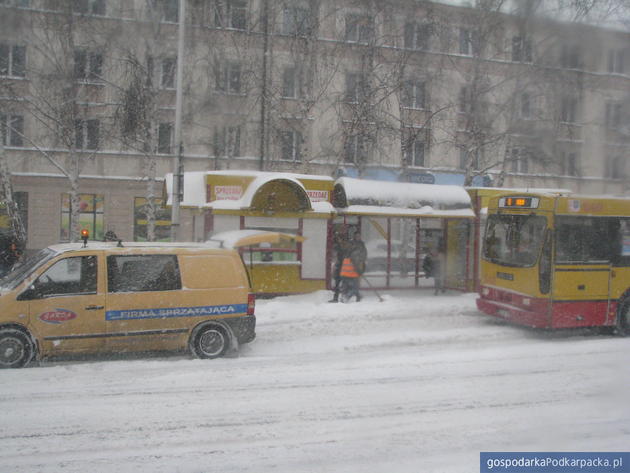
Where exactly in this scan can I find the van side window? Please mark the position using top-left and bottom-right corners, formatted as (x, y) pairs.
(27, 255), (97, 298)
(107, 255), (181, 293)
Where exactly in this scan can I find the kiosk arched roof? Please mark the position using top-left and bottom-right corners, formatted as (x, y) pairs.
(334, 177), (474, 218)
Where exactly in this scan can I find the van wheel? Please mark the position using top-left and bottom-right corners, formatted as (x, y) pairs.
(0, 329), (34, 369)
(191, 325), (229, 359)
(616, 299), (630, 336)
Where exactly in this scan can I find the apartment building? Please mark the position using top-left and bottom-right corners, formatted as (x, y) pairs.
(0, 0), (628, 248)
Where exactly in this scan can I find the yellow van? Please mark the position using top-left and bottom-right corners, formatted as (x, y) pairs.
(0, 242), (256, 368)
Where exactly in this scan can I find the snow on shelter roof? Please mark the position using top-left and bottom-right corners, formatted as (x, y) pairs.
(334, 177), (474, 218)
(165, 171), (335, 214)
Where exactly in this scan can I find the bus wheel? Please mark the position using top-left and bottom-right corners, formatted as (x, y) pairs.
(0, 329), (34, 369)
(191, 324), (229, 359)
(616, 299), (630, 336)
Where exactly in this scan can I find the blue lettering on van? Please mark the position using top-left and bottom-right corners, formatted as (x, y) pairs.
(105, 304), (248, 321)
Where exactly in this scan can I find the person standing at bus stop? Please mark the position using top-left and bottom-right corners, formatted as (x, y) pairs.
(340, 231), (367, 302)
(329, 231), (350, 303)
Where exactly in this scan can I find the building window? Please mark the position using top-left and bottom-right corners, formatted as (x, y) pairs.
(133, 197), (172, 242)
(519, 92), (531, 119)
(607, 49), (625, 74)
(213, 125), (241, 157)
(282, 66), (303, 99)
(345, 13), (374, 43)
(509, 147), (529, 174)
(0, 44), (26, 77)
(560, 44), (581, 69)
(279, 129), (302, 162)
(157, 123), (173, 154)
(345, 72), (367, 103)
(459, 148), (479, 170)
(402, 79), (426, 109)
(458, 85), (472, 114)
(404, 135), (425, 167)
(605, 102), (622, 129)
(72, 0), (106, 15)
(151, 0), (178, 22)
(562, 151), (579, 177)
(512, 36), (532, 63)
(1, 114), (24, 147)
(160, 57), (176, 89)
(404, 22), (429, 51)
(214, 0), (247, 30)
(605, 153), (625, 179)
(282, 5), (310, 36)
(560, 96), (578, 124)
(344, 134), (369, 164)
(459, 28), (478, 56)
(74, 49), (103, 82)
(60, 193), (104, 241)
(0, 0), (30, 6)
(74, 119), (99, 150)
(215, 61), (242, 94)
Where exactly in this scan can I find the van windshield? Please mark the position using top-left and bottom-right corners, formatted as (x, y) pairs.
(0, 248), (57, 291)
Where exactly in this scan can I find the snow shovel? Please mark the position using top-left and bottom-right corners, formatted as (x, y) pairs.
(361, 274), (384, 302)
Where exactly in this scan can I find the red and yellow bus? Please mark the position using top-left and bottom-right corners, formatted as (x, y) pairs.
(476, 193), (630, 334)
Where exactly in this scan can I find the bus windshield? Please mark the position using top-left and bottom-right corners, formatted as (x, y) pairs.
(483, 214), (547, 267)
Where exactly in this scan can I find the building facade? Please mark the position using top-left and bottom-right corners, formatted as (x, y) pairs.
(0, 0), (628, 249)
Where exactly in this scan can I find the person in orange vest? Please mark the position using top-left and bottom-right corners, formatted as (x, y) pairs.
(340, 231), (367, 302)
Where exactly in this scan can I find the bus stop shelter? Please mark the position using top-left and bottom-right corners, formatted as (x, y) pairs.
(331, 177), (475, 291)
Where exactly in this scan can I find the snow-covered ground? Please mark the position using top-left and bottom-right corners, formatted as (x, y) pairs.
(1, 290), (629, 473)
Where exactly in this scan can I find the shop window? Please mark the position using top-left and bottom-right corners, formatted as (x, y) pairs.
(107, 254), (181, 292)
(0, 192), (28, 236)
(134, 197), (172, 242)
(60, 193), (104, 241)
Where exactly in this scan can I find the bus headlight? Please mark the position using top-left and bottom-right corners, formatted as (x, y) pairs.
(482, 287), (490, 296)
(523, 298), (531, 306)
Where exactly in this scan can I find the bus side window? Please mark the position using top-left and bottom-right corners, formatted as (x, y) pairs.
(616, 219), (630, 266)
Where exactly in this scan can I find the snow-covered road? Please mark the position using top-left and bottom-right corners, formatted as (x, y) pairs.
(1, 291), (629, 473)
